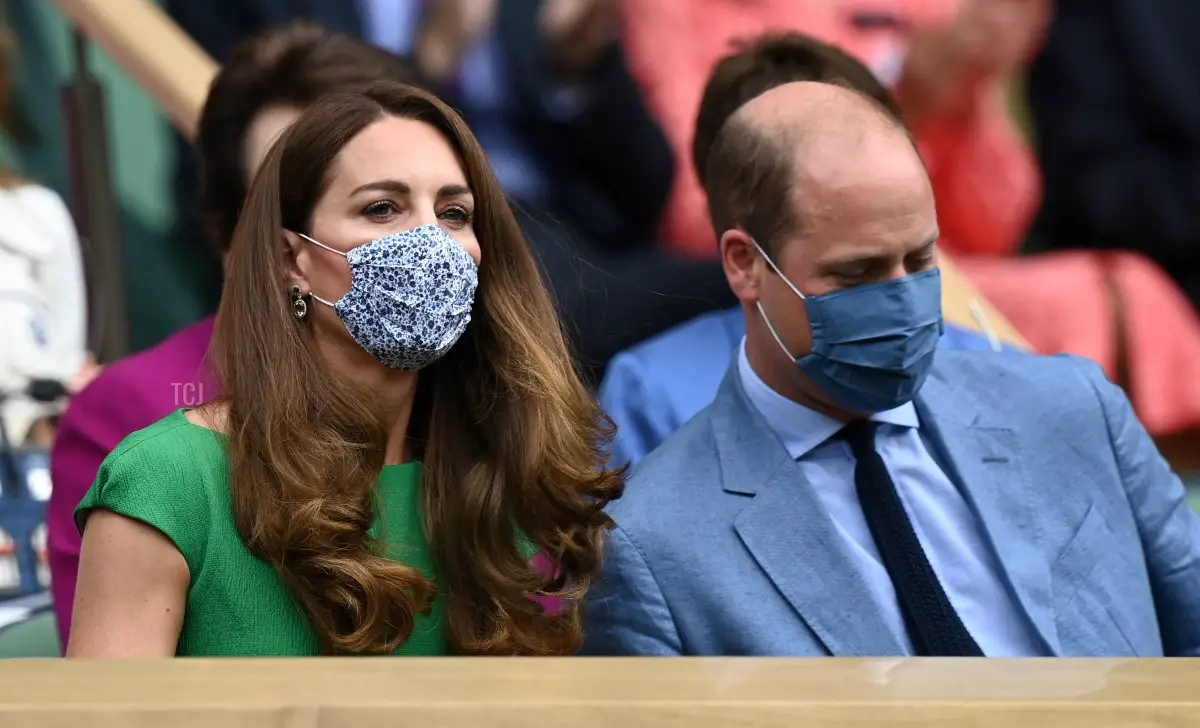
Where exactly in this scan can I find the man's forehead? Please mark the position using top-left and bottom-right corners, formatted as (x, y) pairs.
(734, 80), (892, 137)
(735, 85), (918, 197)
(779, 140), (936, 262)
(793, 134), (928, 197)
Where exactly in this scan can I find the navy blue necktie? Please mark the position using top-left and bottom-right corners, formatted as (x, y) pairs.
(842, 420), (984, 657)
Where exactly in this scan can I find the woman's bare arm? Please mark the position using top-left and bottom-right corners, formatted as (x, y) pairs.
(66, 510), (189, 657)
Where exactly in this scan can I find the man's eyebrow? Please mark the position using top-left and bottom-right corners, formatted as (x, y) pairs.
(817, 233), (940, 270)
(910, 234), (939, 254)
(818, 252), (890, 270)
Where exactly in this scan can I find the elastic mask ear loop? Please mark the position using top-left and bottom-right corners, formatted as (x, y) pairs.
(756, 300), (797, 361)
(295, 232), (344, 307)
(749, 238), (804, 360)
(750, 239), (807, 300)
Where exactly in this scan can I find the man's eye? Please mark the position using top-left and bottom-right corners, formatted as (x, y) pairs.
(836, 269), (871, 281)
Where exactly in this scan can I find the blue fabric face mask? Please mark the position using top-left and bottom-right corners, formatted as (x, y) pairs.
(297, 224), (478, 371)
(752, 240), (943, 413)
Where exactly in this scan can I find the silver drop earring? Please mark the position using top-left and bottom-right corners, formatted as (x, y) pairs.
(291, 285), (308, 320)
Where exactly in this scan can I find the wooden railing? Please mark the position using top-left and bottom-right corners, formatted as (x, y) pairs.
(1, 658), (1197, 726)
(53, 0), (216, 139)
(48, 0), (1029, 349)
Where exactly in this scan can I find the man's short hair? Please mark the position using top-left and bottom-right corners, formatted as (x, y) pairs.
(692, 32), (901, 185)
(196, 22), (427, 252)
(695, 33), (903, 252)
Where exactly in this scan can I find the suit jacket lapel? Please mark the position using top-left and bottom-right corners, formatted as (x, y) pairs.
(711, 366), (905, 656)
(915, 367), (1063, 655)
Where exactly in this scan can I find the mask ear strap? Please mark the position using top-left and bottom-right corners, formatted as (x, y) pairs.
(295, 231), (348, 258)
(750, 238), (806, 301)
(292, 232), (342, 307)
(756, 301), (798, 360)
(749, 237), (803, 360)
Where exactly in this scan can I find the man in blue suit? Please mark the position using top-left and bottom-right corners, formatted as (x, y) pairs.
(583, 78), (1200, 657)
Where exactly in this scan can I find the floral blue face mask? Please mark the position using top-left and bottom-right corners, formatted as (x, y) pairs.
(752, 239), (943, 413)
(296, 224), (478, 371)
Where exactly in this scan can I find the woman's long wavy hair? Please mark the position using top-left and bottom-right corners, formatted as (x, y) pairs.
(211, 81), (623, 655)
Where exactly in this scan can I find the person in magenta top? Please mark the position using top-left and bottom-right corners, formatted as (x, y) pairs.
(48, 318), (214, 631)
(47, 25), (430, 647)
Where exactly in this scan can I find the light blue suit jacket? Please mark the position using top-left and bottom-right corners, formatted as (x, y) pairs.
(584, 350), (1200, 656)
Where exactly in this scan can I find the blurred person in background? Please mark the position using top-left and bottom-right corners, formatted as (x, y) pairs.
(598, 33), (1020, 468)
(1030, 1), (1200, 309)
(0, 24), (95, 450)
(166, 0), (734, 381)
(618, 0), (1049, 261)
(67, 83), (621, 657)
(48, 23), (427, 648)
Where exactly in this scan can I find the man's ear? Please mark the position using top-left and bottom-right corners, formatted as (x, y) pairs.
(719, 228), (762, 303)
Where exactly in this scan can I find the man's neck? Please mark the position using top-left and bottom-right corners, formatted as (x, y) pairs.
(743, 333), (856, 423)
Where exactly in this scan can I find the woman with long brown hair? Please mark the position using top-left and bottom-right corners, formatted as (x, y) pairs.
(48, 22), (432, 648)
(67, 81), (623, 657)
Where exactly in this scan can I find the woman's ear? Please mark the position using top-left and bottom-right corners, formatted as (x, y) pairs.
(282, 230), (307, 290)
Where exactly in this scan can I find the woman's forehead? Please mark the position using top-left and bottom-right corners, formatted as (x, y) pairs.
(327, 116), (468, 194)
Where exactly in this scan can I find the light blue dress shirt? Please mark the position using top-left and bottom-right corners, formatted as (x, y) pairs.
(736, 341), (1045, 656)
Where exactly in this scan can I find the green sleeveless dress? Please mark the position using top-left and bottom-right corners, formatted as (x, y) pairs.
(75, 409), (534, 656)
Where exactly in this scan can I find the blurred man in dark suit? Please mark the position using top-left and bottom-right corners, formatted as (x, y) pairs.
(1029, 0), (1200, 310)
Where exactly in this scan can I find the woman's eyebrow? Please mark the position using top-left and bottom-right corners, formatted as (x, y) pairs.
(350, 179), (410, 197)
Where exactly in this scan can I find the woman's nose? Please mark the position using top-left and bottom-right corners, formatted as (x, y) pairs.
(409, 205), (439, 230)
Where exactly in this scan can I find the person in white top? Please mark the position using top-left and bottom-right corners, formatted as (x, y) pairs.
(0, 26), (95, 448)
(0, 178), (94, 447)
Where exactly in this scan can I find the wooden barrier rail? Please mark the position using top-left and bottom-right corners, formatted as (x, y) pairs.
(48, 0), (1030, 349)
(1, 658), (1197, 726)
(52, 0), (216, 140)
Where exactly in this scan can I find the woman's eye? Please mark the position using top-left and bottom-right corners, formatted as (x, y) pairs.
(440, 205), (473, 226)
(363, 201), (398, 219)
